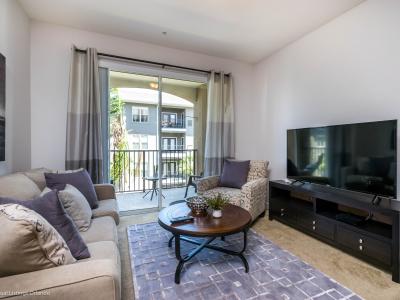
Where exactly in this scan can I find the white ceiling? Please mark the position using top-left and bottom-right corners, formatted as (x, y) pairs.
(19, 0), (364, 63)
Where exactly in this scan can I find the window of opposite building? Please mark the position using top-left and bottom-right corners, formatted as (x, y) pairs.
(162, 137), (177, 150)
(132, 106), (149, 122)
(132, 134), (149, 150)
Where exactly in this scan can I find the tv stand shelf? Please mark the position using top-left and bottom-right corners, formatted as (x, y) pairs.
(269, 180), (400, 283)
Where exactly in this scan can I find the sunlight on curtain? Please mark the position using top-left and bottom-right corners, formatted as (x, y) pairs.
(66, 46), (103, 183)
(204, 71), (235, 176)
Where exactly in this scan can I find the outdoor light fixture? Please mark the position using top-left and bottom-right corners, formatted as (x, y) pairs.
(149, 82), (158, 89)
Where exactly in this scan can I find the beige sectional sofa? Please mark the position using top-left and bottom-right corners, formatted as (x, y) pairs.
(0, 170), (121, 300)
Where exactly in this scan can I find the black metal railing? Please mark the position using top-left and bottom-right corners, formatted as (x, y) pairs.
(109, 149), (197, 193)
(161, 118), (185, 129)
(162, 145), (185, 150)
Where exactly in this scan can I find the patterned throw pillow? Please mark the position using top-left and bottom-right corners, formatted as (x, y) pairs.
(0, 191), (90, 260)
(0, 204), (76, 277)
(43, 185), (92, 232)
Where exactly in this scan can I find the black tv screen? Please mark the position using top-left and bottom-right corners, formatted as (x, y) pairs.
(287, 120), (397, 197)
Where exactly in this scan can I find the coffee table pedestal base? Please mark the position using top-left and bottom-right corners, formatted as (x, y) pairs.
(168, 230), (249, 284)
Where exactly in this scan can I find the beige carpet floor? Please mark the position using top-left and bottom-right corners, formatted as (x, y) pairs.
(118, 213), (400, 300)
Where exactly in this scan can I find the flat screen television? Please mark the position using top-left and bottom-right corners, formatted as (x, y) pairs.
(287, 120), (397, 197)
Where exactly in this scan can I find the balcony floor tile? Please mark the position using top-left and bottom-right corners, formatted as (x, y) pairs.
(117, 186), (196, 212)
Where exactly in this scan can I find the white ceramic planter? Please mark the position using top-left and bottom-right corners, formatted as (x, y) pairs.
(212, 209), (222, 218)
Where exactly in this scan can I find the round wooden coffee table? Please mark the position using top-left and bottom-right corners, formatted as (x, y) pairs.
(158, 203), (252, 284)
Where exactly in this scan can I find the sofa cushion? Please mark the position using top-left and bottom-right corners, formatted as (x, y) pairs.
(92, 199), (120, 224)
(80, 216), (118, 245)
(82, 241), (120, 265)
(81, 240), (121, 298)
(0, 204), (76, 277)
(0, 173), (41, 200)
(0, 191), (90, 260)
(56, 185), (93, 231)
(45, 169), (99, 209)
(202, 187), (242, 206)
(219, 160), (250, 188)
(0, 247), (121, 300)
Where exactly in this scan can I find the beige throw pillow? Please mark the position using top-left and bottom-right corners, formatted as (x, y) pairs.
(55, 184), (92, 232)
(23, 168), (52, 190)
(0, 173), (41, 200)
(0, 204), (76, 277)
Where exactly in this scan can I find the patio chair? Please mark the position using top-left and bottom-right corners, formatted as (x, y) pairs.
(184, 172), (203, 198)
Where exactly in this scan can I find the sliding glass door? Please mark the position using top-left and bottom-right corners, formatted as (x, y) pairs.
(160, 77), (207, 207)
(102, 61), (208, 214)
(108, 72), (161, 212)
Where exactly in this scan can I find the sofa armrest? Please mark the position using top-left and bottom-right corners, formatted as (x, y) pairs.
(196, 176), (220, 194)
(240, 178), (268, 220)
(0, 259), (120, 300)
(94, 184), (116, 201)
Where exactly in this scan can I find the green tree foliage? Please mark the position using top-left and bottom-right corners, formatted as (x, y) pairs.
(178, 154), (194, 177)
(109, 88), (128, 187)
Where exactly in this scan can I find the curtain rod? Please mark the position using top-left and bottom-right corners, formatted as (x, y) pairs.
(75, 48), (230, 76)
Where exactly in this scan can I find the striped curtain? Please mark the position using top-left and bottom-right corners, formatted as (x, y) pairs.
(204, 71), (235, 176)
(65, 47), (103, 183)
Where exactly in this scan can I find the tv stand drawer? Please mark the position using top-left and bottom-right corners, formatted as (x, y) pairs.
(270, 197), (294, 219)
(297, 215), (335, 240)
(336, 226), (391, 266)
(313, 217), (335, 240)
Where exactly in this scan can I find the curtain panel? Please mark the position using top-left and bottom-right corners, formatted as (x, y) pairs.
(65, 47), (104, 183)
(204, 72), (235, 176)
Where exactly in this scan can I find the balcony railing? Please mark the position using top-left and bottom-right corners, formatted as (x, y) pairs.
(109, 149), (197, 193)
(162, 145), (185, 150)
(161, 119), (185, 129)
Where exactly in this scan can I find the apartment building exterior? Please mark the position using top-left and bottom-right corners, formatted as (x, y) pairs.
(118, 88), (195, 179)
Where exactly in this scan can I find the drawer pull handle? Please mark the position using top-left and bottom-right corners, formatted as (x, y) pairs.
(312, 226), (316, 230)
(312, 221), (316, 225)
(359, 239), (363, 244)
(359, 245), (363, 251)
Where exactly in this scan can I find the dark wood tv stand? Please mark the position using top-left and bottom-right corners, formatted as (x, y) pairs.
(269, 180), (400, 283)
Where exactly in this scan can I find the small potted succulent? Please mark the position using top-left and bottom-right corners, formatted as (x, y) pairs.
(205, 193), (228, 218)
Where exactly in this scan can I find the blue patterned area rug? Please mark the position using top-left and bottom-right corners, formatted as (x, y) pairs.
(127, 223), (362, 300)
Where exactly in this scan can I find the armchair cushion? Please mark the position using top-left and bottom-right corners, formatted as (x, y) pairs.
(201, 187), (241, 206)
(219, 160), (250, 189)
(197, 175), (220, 193)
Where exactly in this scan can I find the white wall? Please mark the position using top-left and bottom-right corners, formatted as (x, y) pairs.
(0, 0), (31, 175)
(30, 22), (255, 170)
(254, 0), (400, 191)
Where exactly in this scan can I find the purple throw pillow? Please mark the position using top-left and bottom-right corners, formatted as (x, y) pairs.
(45, 169), (99, 209)
(0, 191), (90, 259)
(219, 160), (250, 189)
